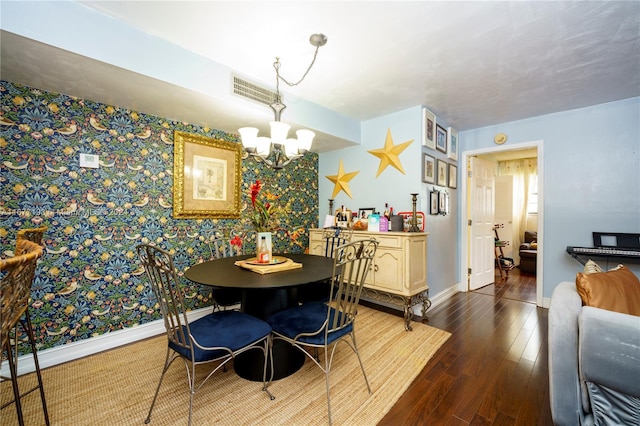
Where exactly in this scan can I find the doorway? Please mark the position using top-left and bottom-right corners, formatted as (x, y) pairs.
(460, 141), (544, 307)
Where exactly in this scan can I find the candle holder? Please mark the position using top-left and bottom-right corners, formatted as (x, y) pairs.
(409, 193), (420, 232)
(328, 199), (334, 214)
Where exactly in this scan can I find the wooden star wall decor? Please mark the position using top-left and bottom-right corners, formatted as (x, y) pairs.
(367, 128), (414, 177)
(325, 159), (359, 198)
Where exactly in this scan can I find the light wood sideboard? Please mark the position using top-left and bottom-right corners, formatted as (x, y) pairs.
(309, 228), (430, 330)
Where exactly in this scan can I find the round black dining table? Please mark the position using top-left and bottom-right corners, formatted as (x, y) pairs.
(184, 253), (335, 381)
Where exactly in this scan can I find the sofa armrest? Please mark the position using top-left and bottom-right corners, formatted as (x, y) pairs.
(519, 242), (534, 251)
(579, 306), (640, 397)
(549, 281), (586, 426)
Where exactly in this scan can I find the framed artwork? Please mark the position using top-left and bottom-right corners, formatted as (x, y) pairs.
(358, 207), (376, 219)
(448, 164), (457, 189)
(437, 159), (448, 187)
(422, 153), (435, 183)
(436, 124), (447, 153)
(422, 108), (436, 150)
(439, 190), (449, 215)
(430, 191), (439, 215)
(447, 127), (458, 161)
(173, 131), (242, 218)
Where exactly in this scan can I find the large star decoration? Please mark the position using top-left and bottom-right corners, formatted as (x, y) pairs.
(367, 128), (414, 177)
(325, 159), (359, 199)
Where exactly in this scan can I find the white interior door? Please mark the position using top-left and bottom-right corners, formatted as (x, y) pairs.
(469, 156), (495, 290)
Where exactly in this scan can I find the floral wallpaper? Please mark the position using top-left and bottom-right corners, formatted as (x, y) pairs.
(0, 80), (318, 355)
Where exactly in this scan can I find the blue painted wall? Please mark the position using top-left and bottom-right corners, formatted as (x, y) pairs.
(318, 106), (459, 301)
(461, 97), (640, 298)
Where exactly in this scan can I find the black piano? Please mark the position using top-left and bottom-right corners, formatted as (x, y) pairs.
(567, 232), (640, 266)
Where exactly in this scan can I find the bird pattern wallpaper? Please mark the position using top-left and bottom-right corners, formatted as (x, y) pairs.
(0, 81), (318, 355)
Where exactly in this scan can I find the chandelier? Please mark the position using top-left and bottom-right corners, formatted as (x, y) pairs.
(238, 33), (327, 169)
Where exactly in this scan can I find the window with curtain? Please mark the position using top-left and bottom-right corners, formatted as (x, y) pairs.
(497, 157), (538, 264)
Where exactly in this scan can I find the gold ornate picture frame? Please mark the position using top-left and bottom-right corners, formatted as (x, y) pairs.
(173, 131), (242, 219)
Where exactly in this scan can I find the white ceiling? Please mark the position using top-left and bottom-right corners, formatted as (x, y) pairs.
(2, 1), (639, 153)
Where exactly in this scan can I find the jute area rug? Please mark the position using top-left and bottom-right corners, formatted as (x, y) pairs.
(2, 306), (450, 425)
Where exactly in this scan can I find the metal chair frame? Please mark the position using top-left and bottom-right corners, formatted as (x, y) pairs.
(136, 244), (274, 426)
(268, 239), (377, 425)
(1, 239), (49, 426)
(204, 232), (242, 311)
(320, 226), (353, 258)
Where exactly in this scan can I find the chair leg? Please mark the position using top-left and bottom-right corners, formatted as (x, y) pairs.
(350, 332), (371, 394)
(4, 339), (25, 426)
(323, 347), (333, 426)
(145, 348), (172, 424)
(262, 336), (275, 400)
(24, 312), (50, 425)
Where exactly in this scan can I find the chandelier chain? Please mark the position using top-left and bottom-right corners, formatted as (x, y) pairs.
(273, 44), (322, 94)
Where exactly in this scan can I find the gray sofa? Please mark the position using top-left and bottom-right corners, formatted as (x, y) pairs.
(548, 282), (640, 425)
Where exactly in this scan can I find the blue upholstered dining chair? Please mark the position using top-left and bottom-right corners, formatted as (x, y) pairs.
(136, 244), (274, 426)
(266, 239), (378, 425)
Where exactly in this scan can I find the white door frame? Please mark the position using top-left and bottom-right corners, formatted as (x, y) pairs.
(459, 140), (544, 307)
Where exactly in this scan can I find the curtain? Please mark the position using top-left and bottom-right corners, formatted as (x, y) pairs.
(498, 158), (537, 265)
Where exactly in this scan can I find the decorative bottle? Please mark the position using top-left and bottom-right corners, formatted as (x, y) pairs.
(258, 236), (270, 263)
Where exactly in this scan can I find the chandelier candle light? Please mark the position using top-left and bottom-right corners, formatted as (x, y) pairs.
(238, 33), (327, 169)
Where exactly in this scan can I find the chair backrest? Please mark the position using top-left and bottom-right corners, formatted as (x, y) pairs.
(1, 239), (44, 350)
(15, 226), (47, 255)
(204, 230), (242, 259)
(321, 226), (353, 258)
(326, 239), (378, 334)
(136, 244), (192, 354)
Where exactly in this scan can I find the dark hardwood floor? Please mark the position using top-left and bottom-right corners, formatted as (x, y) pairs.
(375, 268), (551, 425)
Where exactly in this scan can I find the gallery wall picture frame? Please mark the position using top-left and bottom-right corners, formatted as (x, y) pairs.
(448, 163), (458, 189)
(447, 127), (458, 161)
(436, 124), (447, 154)
(439, 190), (449, 215)
(173, 131), (242, 219)
(422, 107), (436, 150)
(423, 153), (436, 183)
(437, 159), (448, 187)
(430, 190), (439, 215)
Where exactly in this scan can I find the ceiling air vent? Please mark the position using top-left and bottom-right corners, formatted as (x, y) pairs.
(232, 74), (277, 106)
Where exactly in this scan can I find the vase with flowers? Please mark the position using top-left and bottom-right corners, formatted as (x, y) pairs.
(247, 179), (288, 262)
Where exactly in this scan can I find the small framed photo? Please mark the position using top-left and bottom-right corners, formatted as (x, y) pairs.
(422, 154), (435, 183)
(448, 164), (457, 189)
(436, 124), (447, 154)
(447, 127), (458, 161)
(422, 108), (436, 150)
(439, 190), (449, 215)
(358, 207), (375, 220)
(437, 159), (448, 187)
(430, 191), (439, 215)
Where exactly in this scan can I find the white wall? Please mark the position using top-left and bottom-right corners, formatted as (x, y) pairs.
(460, 97), (640, 298)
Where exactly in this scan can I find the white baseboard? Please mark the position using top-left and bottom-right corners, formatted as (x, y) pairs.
(1, 306), (211, 378)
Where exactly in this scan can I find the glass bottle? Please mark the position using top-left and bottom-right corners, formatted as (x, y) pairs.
(258, 236), (270, 263)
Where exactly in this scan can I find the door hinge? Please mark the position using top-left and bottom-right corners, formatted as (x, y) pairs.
(468, 219), (472, 226)
(468, 268), (472, 275)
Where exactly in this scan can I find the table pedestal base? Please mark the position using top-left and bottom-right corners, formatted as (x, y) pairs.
(234, 340), (305, 381)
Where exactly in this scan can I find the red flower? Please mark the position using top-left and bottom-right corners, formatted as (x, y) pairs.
(230, 236), (242, 248)
(250, 180), (262, 208)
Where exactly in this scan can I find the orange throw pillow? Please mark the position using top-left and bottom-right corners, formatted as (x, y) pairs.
(575, 266), (640, 316)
